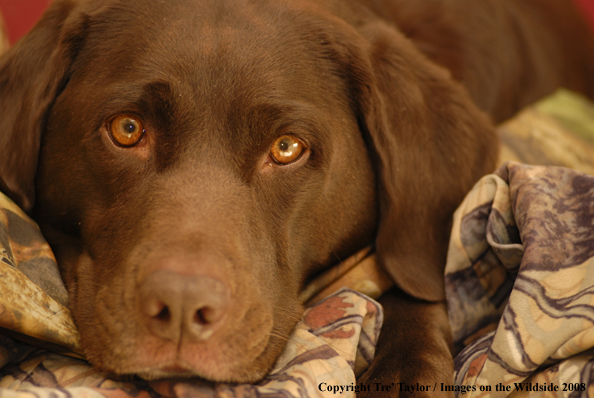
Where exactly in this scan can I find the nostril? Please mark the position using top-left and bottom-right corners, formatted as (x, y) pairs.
(156, 305), (171, 322)
(193, 306), (222, 325)
(144, 299), (168, 318)
(194, 308), (208, 325)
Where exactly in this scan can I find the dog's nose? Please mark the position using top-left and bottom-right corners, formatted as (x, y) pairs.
(138, 270), (230, 342)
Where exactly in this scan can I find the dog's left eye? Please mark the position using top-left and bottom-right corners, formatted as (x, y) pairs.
(109, 115), (145, 147)
(270, 135), (304, 164)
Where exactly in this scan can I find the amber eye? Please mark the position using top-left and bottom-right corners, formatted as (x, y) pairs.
(109, 115), (145, 147)
(270, 135), (304, 164)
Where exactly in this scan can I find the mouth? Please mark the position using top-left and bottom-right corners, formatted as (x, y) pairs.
(136, 362), (202, 380)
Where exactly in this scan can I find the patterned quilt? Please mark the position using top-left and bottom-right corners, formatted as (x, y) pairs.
(1, 89), (594, 398)
(447, 162), (594, 398)
(447, 89), (594, 398)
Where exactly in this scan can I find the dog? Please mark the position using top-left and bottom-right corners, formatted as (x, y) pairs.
(1, 0), (593, 395)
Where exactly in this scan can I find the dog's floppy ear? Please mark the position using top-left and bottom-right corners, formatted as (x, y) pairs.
(352, 21), (499, 301)
(0, 0), (85, 212)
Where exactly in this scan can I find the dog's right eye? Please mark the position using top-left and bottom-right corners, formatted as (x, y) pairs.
(270, 135), (305, 164)
(109, 115), (145, 147)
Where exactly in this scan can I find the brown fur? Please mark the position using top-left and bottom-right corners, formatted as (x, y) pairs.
(0, 0), (593, 393)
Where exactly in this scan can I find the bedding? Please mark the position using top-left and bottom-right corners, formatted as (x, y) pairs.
(447, 162), (594, 397)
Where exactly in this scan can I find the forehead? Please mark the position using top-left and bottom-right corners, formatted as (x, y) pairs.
(73, 0), (346, 109)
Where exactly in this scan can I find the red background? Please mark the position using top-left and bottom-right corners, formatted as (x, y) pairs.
(576, 0), (594, 31)
(0, 0), (52, 44)
(1, 0), (594, 45)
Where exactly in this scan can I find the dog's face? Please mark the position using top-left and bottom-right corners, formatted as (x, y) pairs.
(0, 0), (497, 383)
(30, 0), (379, 381)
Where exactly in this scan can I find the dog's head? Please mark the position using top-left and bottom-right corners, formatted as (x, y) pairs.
(0, 0), (497, 382)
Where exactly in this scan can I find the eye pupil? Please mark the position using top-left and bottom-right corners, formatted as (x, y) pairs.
(124, 122), (136, 134)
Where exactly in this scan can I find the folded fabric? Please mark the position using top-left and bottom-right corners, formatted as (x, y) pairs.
(0, 193), (79, 354)
(447, 162), (594, 397)
(446, 89), (594, 397)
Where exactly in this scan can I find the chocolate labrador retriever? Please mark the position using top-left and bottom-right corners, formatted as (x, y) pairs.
(1, 0), (593, 394)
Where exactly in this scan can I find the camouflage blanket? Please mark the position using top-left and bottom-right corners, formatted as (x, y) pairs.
(446, 162), (594, 397)
(446, 90), (594, 397)
(1, 89), (594, 398)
